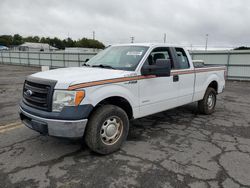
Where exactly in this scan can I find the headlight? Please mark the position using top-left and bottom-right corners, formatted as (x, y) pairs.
(52, 90), (85, 112)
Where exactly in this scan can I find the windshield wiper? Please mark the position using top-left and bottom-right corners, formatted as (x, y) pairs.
(92, 64), (115, 69)
(82, 63), (90, 67)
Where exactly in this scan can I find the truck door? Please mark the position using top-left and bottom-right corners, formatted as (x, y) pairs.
(172, 47), (195, 105)
(138, 47), (179, 117)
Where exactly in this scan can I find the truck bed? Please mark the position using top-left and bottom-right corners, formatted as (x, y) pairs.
(193, 60), (225, 69)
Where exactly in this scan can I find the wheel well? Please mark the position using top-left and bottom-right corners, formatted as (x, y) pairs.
(208, 81), (218, 93)
(94, 97), (133, 120)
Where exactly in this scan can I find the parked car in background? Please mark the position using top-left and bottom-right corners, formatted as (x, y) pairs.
(0, 45), (9, 50)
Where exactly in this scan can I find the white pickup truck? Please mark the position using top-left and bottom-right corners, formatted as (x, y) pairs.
(19, 44), (226, 154)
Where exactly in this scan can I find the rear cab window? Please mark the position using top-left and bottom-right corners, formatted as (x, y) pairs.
(175, 48), (190, 69)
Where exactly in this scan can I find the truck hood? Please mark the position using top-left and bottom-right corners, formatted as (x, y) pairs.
(30, 67), (136, 89)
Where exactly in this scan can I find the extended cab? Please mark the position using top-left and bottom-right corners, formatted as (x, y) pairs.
(19, 44), (226, 154)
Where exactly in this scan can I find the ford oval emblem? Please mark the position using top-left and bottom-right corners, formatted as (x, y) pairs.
(25, 90), (33, 96)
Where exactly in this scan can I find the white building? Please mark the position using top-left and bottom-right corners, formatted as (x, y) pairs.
(19, 42), (57, 52)
(65, 47), (102, 53)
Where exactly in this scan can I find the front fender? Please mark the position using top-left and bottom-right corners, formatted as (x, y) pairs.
(81, 83), (139, 109)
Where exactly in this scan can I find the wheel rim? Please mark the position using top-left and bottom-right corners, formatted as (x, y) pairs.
(100, 116), (123, 145)
(207, 93), (215, 109)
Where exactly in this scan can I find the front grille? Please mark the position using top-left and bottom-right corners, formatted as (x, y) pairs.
(23, 77), (56, 111)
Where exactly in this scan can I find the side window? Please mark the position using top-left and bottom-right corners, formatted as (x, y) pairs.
(143, 47), (174, 68)
(175, 48), (190, 69)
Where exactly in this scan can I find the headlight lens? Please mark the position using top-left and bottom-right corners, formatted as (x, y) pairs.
(52, 90), (85, 112)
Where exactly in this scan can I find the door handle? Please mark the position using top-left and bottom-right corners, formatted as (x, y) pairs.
(173, 75), (179, 82)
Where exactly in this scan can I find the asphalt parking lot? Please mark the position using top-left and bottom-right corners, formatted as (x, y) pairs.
(0, 64), (250, 188)
(0, 64), (40, 126)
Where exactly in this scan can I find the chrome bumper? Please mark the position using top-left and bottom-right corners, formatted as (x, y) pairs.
(19, 107), (88, 138)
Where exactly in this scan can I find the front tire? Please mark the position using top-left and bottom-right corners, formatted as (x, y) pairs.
(198, 87), (217, 115)
(84, 105), (129, 154)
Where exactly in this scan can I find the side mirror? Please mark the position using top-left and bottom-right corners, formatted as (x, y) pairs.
(141, 59), (171, 77)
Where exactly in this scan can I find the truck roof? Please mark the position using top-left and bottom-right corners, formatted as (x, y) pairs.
(112, 43), (184, 48)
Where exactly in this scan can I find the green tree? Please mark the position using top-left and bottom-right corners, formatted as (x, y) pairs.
(63, 37), (75, 48)
(76, 38), (105, 49)
(0, 35), (13, 47)
(0, 34), (105, 49)
(40, 37), (49, 44)
(234, 46), (250, 50)
(50, 37), (64, 49)
(12, 34), (23, 45)
(23, 36), (40, 43)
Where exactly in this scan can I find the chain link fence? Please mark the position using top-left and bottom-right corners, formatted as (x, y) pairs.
(0, 51), (97, 68)
(191, 50), (250, 80)
(0, 50), (250, 80)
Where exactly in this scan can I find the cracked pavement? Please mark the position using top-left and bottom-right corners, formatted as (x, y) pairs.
(0, 65), (250, 188)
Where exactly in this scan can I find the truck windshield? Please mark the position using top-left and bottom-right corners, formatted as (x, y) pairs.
(86, 46), (149, 71)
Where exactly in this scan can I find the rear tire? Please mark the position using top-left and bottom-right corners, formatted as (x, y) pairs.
(198, 87), (217, 115)
(84, 105), (129, 154)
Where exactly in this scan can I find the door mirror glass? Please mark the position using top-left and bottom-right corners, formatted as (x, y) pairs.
(141, 59), (171, 77)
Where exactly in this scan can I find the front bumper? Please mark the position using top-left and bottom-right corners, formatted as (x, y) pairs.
(19, 107), (88, 138)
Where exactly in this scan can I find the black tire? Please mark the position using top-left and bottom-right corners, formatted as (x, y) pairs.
(84, 105), (129, 154)
(198, 87), (217, 115)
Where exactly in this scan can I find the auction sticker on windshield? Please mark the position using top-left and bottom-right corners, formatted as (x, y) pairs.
(126, 51), (143, 56)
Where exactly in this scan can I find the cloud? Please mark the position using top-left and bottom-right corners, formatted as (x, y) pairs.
(1, 0), (250, 47)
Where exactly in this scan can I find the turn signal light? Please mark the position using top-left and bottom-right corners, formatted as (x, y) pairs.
(75, 91), (85, 106)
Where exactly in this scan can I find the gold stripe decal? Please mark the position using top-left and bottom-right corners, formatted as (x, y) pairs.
(171, 67), (225, 75)
(195, 67), (226, 73)
(68, 75), (156, 90)
(68, 67), (225, 90)
(171, 70), (195, 75)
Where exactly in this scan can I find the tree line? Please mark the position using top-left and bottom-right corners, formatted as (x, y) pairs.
(233, 46), (250, 50)
(0, 34), (105, 49)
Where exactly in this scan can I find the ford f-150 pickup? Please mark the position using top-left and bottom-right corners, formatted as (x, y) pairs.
(19, 44), (226, 154)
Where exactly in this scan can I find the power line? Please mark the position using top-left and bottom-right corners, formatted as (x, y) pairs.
(93, 31), (95, 40)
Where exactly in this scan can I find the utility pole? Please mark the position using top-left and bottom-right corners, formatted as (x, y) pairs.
(205, 34), (209, 51)
(93, 31), (95, 40)
(163, 33), (166, 43)
(131, 36), (134, 43)
(190, 44), (194, 59)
